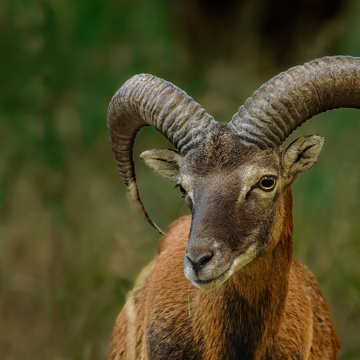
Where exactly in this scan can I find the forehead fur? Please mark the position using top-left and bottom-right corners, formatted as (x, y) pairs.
(184, 124), (280, 175)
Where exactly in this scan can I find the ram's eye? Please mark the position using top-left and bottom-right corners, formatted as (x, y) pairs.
(175, 184), (187, 197)
(259, 176), (277, 191)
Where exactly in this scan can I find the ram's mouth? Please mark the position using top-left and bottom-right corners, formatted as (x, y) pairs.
(191, 269), (231, 290)
(190, 243), (258, 290)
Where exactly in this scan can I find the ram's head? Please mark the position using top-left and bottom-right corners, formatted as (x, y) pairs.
(108, 57), (360, 289)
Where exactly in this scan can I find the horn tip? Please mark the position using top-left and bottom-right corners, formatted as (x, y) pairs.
(127, 180), (164, 235)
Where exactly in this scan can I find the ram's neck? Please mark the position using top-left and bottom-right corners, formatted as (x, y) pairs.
(194, 188), (294, 359)
(232, 186), (293, 305)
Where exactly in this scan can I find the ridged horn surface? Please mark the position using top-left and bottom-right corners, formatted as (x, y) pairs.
(229, 56), (360, 148)
(108, 74), (216, 233)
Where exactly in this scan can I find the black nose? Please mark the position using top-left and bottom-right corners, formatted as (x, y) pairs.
(186, 251), (214, 274)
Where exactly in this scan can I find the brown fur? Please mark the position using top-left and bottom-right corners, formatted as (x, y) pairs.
(109, 188), (340, 360)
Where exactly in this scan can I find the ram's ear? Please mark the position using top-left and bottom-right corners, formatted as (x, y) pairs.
(282, 135), (325, 185)
(140, 149), (181, 182)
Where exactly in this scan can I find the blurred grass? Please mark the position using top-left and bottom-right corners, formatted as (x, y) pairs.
(0, 0), (359, 359)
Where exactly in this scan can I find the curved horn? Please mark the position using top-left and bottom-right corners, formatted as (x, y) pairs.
(229, 56), (360, 148)
(108, 74), (216, 233)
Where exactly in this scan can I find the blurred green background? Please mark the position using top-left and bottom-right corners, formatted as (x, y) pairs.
(1, 0), (360, 359)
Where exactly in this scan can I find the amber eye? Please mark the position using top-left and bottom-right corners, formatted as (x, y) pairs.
(259, 176), (277, 191)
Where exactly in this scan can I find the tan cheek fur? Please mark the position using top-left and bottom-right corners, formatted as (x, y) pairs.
(109, 190), (340, 360)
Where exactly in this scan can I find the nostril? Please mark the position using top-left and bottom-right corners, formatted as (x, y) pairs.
(186, 251), (214, 273)
(197, 252), (213, 267)
(186, 254), (195, 266)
